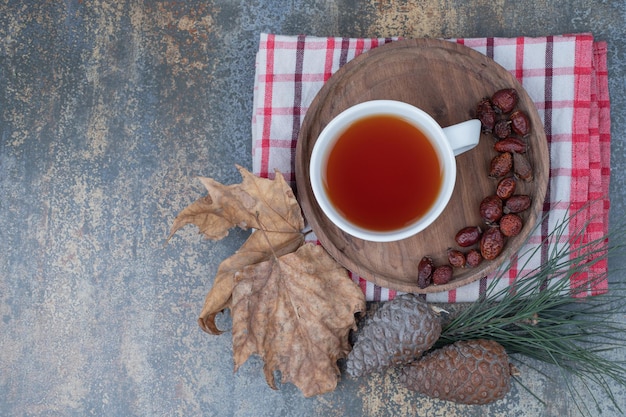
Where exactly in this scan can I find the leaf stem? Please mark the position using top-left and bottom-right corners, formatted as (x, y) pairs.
(255, 211), (280, 263)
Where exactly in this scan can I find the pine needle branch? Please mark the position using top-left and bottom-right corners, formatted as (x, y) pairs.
(437, 204), (626, 414)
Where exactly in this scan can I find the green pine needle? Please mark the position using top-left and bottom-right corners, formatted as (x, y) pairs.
(437, 205), (626, 414)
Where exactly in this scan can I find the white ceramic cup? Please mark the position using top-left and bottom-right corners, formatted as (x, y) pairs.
(309, 100), (481, 242)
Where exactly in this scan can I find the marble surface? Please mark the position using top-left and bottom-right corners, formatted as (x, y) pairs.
(1, 1), (625, 416)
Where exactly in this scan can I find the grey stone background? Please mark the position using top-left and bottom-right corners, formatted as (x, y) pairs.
(1, 1), (625, 416)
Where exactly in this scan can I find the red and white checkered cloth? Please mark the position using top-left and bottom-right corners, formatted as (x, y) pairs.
(252, 33), (611, 303)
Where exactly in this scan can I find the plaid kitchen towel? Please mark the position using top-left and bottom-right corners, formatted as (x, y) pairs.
(251, 33), (611, 303)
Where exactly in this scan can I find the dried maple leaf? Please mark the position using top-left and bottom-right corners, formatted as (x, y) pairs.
(168, 166), (366, 396)
(168, 165), (305, 334)
(232, 243), (366, 397)
(169, 164), (304, 241)
(195, 228), (304, 334)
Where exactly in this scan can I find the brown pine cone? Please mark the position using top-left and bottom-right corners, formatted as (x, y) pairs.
(399, 339), (515, 405)
(345, 294), (441, 378)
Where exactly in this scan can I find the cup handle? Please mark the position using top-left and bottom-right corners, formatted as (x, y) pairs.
(442, 119), (482, 156)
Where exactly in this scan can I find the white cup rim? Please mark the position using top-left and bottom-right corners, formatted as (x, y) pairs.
(309, 100), (457, 242)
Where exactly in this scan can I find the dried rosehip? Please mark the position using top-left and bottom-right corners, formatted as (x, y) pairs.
(494, 137), (527, 153)
(513, 152), (533, 182)
(466, 249), (483, 268)
(491, 88), (518, 113)
(417, 256), (434, 289)
(480, 226), (505, 260)
(489, 152), (513, 178)
(496, 177), (517, 200)
(493, 119), (512, 139)
(505, 195), (531, 213)
(455, 226), (482, 247)
(448, 249), (466, 268)
(480, 195), (503, 224)
(510, 110), (530, 136)
(500, 213), (523, 237)
(476, 98), (496, 132)
(432, 265), (453, 285)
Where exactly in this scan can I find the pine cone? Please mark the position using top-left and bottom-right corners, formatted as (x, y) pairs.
(345, 294), (441, 378)
(400, 339), (514, 405)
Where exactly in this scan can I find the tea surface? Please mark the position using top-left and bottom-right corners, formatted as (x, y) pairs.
(324, 115), (442, 231)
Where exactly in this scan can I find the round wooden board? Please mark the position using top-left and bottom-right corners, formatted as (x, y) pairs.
(295, 38), (549, 293)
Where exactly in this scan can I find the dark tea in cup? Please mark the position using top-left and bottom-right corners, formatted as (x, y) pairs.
(324, 114), (443, 231)
(310, 100), (480, 242)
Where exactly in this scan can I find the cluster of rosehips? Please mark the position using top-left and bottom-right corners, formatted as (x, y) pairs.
(416, 88), (534, 289)
(477, 88), (529, 136)
(417, 255), (453, 289)
(480, 88), (533, 248)
(479, 88), (534, 182)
